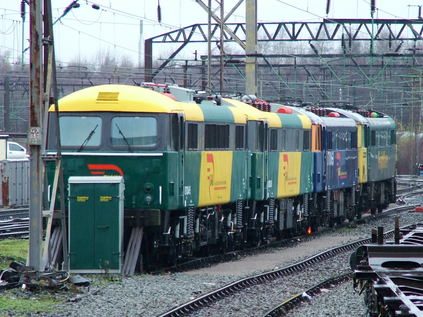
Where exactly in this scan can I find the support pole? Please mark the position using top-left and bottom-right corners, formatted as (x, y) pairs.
(21, 0), (26, 68)
(144, 39), (153, 82)
(28, 0), (43, 271)
(207, 0), (212, 91)
(42, 0), (68, 271)
(138, 20), (144, 68)
(245, 0), (257, 95)
(3, 77), (10, 132)
(219, 0), (224, 94)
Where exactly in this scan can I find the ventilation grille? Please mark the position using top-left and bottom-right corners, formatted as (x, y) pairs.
(97, 92), (119, 102)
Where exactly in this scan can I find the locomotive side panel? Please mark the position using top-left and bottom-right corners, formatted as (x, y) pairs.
(230, 150), (250, 201)
(300, 151), (313, 194)
(277, 152), (302, 198)
(198, 151), (233, 206)
(366, 120), (396, 182)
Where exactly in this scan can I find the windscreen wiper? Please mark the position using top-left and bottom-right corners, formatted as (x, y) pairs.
(77, 124), (98, 152)
(115, 123), (133, 152)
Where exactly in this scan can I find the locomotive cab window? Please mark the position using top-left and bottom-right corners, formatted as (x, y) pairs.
(111, 117), (157, 147)
(170, 114), (180, 150)
(326, 131), (333, 150)
(59, 116), (102, 148)
(187, 123), (198, 150)
(370, 130), (376, 146)
(270, 129), (278, 151)
(350, 131), (357, 149)
(390, 130), (396, 145)
(280, 130), (287, 151)
(303, 130), (311, 151)
(205, 124), (229, 149)
(235, 125), (245, 150)
(284, 129), (300, 151)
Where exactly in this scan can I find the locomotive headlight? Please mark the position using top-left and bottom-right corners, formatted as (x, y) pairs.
(144, 194), (153, 205)
(144, 183), (153, 193)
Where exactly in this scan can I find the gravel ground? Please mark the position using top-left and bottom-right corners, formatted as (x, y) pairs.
(189, 252), (353, 317)
(287, 280), (367, 317)
(3, 206), (423, 317)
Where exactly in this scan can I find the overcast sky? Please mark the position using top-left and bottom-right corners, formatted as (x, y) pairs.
(1, 0), (422, 67)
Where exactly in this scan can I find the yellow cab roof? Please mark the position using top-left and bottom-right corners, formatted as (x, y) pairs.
(51, 84), (205, 121)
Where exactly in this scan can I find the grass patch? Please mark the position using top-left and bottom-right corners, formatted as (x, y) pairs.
(0, 239), (28, 269)
(0, 240), (66, 315)
(0, 292), (60, 314)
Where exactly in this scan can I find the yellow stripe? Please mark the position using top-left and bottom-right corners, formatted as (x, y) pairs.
(227, 107), (248, 124)
(358, 148), (368, 183)
(277, 152), (301, 198)
(198, 151), (233, 206)
(297, 114), (312, 129)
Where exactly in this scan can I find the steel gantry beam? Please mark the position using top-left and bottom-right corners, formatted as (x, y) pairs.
(144, 19), (423, 82)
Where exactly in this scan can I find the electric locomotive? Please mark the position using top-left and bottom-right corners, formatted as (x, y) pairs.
(45, 84), (396, 271)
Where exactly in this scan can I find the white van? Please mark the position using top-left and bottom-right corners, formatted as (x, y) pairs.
(7, 142), (29, 160)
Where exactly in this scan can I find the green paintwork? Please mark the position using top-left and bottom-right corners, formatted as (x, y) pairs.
(366, 117), (396, 182)
(300, 152), (314, 194)
(68, 182), (121, 271)
(199, 103), (235, 122)
(183, 151), (202, 207)
(230, 151), (250, 201)
(250, 152), (265, 200)
(47, 152), (183, 211)
(276, 113), (304, 128)
(267, 152), (279, 198)
(367, 146), (396, 182)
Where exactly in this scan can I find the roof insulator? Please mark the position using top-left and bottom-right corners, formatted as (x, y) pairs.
(328, 111), (340, 117)
(161, 92), (176, 101)
(277, 107), (293, 114)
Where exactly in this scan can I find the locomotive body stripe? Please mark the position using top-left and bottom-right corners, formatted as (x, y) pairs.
(199, 103), (235, 123)
(226, 107), (248, 124)
(277, 151), (302, 198)
(358, 147), (368, 184)
(296, 114), (312, 129)
(198, 151), (233, 206)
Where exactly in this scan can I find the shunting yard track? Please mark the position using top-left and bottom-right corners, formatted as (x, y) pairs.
(0, 207), (28, 220)
(263, 271), (353, 317)
(353, 223), (423, 317)
(157, 204), (419, 317)
(0, 207), (29, 238)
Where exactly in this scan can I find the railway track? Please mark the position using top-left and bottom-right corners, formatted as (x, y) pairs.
(263, 271), (353, 317)
(0, 207), (29, 238)
(157, 206), (419, 317)
(0, 217), (29, 238)
(155, 196), (421, 274)
(0, 207), (29, 220)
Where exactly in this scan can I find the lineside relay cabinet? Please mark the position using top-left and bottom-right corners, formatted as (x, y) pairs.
(68, 176), (124, 273)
